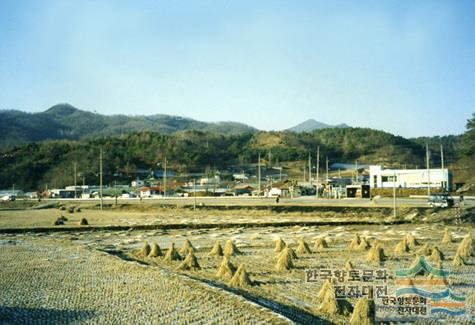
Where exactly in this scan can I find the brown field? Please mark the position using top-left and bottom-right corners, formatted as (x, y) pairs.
(1, 203), (474, 324)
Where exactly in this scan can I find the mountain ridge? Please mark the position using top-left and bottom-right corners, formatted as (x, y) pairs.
(0, 103), (258, 150)
(286, 119), (349, 132)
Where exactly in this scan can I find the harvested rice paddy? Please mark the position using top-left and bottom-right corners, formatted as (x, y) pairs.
(1, 205), (474, 324)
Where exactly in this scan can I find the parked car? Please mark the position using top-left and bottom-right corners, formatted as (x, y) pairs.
(1, 195), (16, 202)
(428, 194), (454, 208)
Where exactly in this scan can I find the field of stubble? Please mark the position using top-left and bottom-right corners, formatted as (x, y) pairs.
(0, 205), (474, 324)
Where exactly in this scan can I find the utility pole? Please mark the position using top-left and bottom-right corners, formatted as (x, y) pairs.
(316, 146), (320, 198)
(303, 162), (306, 183)
(426, 143), (430, 198)
(258, 153), (261, 197)
(325, 157), (329, 198)
(440, 144), (444, 169)
(326, 157), (329, 185)
(393, 172), (397, 219)
(440, 144), (445, 191)
(193, 179), (196, 210)
(355, 160), (358, 183)
(100, 147), (103, 211)
(73, 161), (77, 199)
(308, 152), (312, 184)
(164, 157), (167, 197)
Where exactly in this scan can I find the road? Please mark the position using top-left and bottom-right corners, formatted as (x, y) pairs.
(27, 196), (474, 208)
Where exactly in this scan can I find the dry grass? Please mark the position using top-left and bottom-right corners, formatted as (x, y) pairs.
(179, 239), (195, 255)
(228, 264), (253, 288)
(442, 228), (453, 244)
(0, 239), (286, 324)
(209, 240), (224, 257)
(139, 241), (151, 257)
(349, 233), (361, 250)
(223, 239), (241, 256)
(405, 233), (419, 248)
(428, 246), (444, 262)
(366, 244), (385, 265)
(350, 298), (375, 325)
(163, 243), (182, 262)
(216, 256), (236, 280)
(176, 251), (201, 271)
(149, 241), (162, 257)
(356, 237), (370, 251)
(393, 237), (409, 254)
(345, 260), (355, 271)
(453, 252), (466, 267)
(316, 280), (340, 315)
(296, 237), (312, 254)
(456, 234), (473, 258)
(2, 206), (474, 324)
(416, 243), (432, 256)
(275, 247), (294, 271)
(314, 237), (328, 251)
(274, 237), (287, 253)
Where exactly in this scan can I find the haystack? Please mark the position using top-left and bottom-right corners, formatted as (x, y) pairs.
(350, 298), (375, 325)
(274, 238), (287, 253)
(426, 260), (443, 280)
(314, 237), (328, 251)
(456, 235), (473, 258)
(409, 255), (426, 275)
(176, 251), (201, 271)
(316, 279), (333, 302)
(296, 237), (312, 254)
(278, 247), (298, 259)
(224, 239), (241, 256)
(179, 239), (195, 255)
(366, 244), (385, 264)
(216, 256), (236, 280)
(79, 218), (88, 226)
(228, 264), (252, 288)
(441, 229), (453, 244)
(349, 233), (361, 250)
(405, 233), (419, 248)
(148, 241), (163, 257)
(345, 260), (355, 271)
(429, 246), (444, 262)
(416, 243), (432, 256)
(316, 280), (340, 315)
(275, 247), (294, 271)
(209, 240), (224, 257)
(452, 252), (466, 267)
(139, 241), (151, 257)
(394, 237), (409, 254)
(357, 237), (371, 251)
(163, 243), (182, 262)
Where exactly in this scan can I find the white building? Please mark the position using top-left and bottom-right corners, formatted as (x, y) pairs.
(369, 165), (451, 190)
(200, 175), (220, 186)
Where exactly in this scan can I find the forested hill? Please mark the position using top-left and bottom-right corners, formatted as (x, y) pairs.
(0, 103), (257, 149)
(0, 127), (465, 191)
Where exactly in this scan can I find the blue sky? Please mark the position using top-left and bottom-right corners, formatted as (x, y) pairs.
(0, 0), (474, 137)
